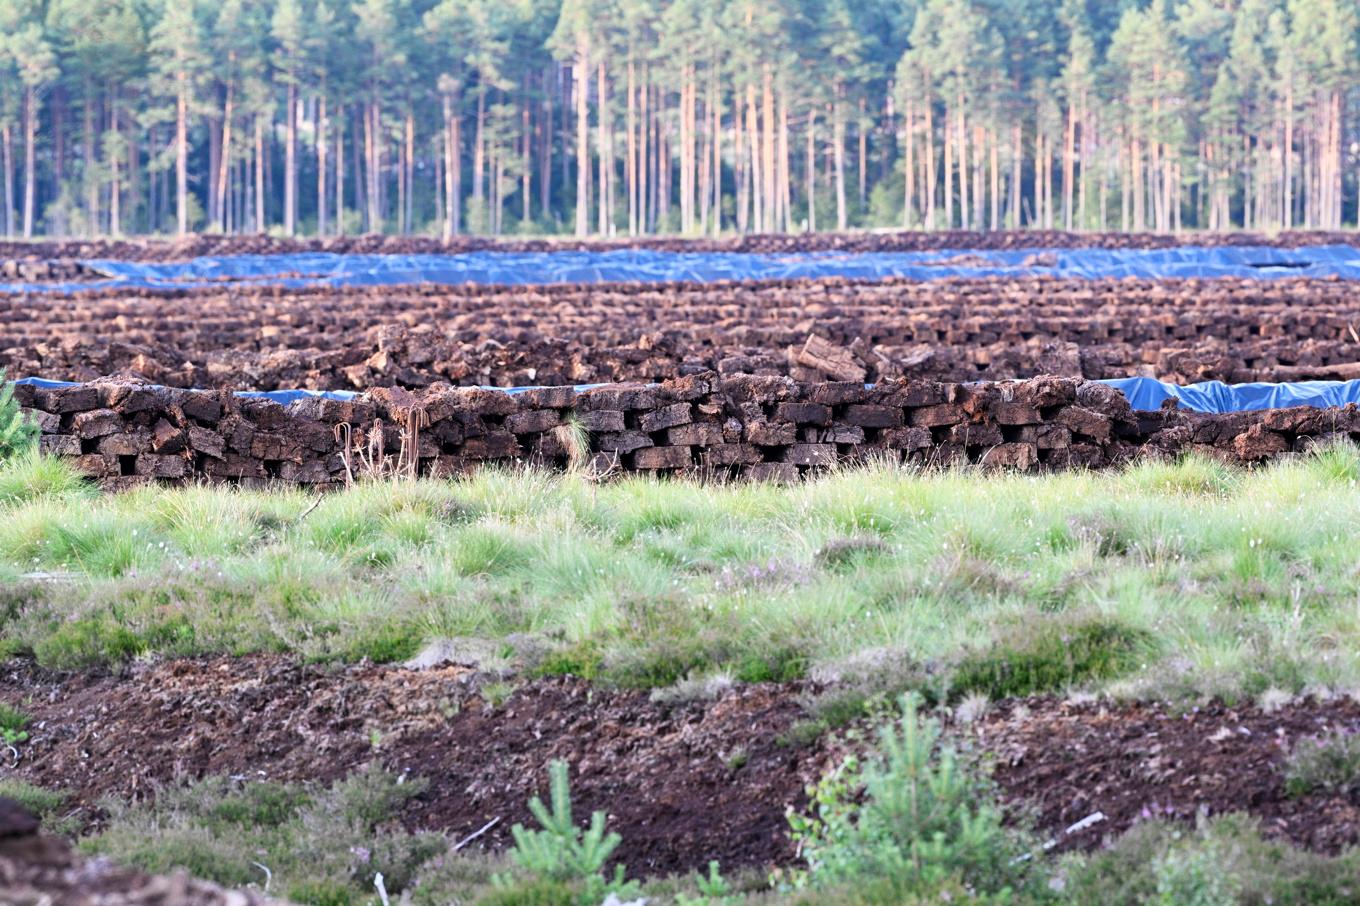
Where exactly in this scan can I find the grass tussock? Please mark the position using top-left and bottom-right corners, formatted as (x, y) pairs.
(3, 450), (1360, 701)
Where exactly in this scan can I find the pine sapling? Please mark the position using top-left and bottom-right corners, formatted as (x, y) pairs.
(0, 372), (38, 462)
(499, 759), (639, 903)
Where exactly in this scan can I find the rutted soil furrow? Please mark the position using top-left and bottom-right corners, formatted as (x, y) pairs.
(3, 657), (1360, 876)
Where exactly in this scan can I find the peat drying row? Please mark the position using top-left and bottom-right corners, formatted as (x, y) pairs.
(5, 276), (1360, 390)
(7, 228), (1360, 270)
(15, 373), (1353, 488)
(4, 656), (1359, 875)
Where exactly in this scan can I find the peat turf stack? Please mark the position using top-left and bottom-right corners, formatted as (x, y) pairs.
(14, 374), (1349, 488)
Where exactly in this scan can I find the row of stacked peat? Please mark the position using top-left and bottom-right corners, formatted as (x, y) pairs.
(14, 373), (1348, 488)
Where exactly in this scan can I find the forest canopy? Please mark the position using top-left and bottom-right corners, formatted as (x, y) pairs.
(0, 0), (1356, 238)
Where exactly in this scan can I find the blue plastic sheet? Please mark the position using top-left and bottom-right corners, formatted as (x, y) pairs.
(6, 244), (1360, 293)
(15, 374), (1360, 415)
(1097, 376), (1360, 413)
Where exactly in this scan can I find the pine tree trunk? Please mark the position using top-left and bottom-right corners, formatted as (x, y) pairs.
(806, 107), (816, 232)
(366, 98), (381, 232)
(902, 99), (913, 228)
(522, 100), (531, 225)
(405, 110), (415, 233)
(943, 108), (953, 228)
(596, 61), (608, 235)
(639, 67), (649, 231)
(857, 96), (867, 209)
(710, 67), (720, 236)
(1284, 79), (1293, 229)
(989, 126), (999, 231)
(626, 57), (637, 235)
(833, 93), (846, 231)
(176, 74), (188, 235)
(679, 63), (691, 234)
(1077, 98), (1089, 230)
(747, 83), (761, 231)
(285, 81), (296, 235)
(1009, 122), (1020, 230)
(23, 87), (37, 238)
(317, 94), (328, 236)
(956, 98), (968, 230)
(442, 94), (458, 238)
(255, 115), (265, 232)
(535, 69), (546, 217)
(762, 66), (775, 230)
(924, 99), (936, 228)
(109, 100), (121, 235)
(218, 84), (234, 232)
(1, 123), (13, 236)
(734, 96), (746, 233)
(574, 38), (589, 236)
(1062, 99), (1075, 230)
(336, 110), (345, 235)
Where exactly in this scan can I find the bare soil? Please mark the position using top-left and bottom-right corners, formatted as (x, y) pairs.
(3, 656), (1360, 877)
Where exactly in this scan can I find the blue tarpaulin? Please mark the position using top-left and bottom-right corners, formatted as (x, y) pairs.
(1099, 376), (1360, 413)
(15, 375), (1360, 415)
(6, 244), (1360, 293)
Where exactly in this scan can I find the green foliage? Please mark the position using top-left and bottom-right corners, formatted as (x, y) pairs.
(84, 766), (444, 903)
(5, 456), (1360, 704)
(0, 451), (91, 506)
(499, 760), (640, 906)
(785, 695), (1043, 899)
(1061, 814), (1360, 906)
(676, 861), (738, 906)
(0, 375), (38, 464)
(1284, 730), (1360, 798)
(951, 613), (1156, 699)
(0, 779), (66, 823)
(0, 702), (30, 747)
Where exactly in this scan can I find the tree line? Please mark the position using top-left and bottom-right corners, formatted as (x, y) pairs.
(1, 0), (1358, 239)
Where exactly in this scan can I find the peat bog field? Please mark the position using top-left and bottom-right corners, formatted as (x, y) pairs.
(3, 231), (1360, 905)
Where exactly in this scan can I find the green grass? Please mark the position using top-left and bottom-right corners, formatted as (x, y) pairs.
(5, 449), (1360, 701)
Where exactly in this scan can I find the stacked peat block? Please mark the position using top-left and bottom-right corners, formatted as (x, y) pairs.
(16, 373), (1360, 489)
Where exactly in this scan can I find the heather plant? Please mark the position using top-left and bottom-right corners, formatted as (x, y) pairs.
(1284, 730), (1360, 798)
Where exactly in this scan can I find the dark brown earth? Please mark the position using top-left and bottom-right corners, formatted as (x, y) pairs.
(973, 696), (1360, 853)
(0, 656), (831, 878)
(5, 228), (1360, 268)
(4, 656), (1360, 878)
(6, 274), (1360, 391)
